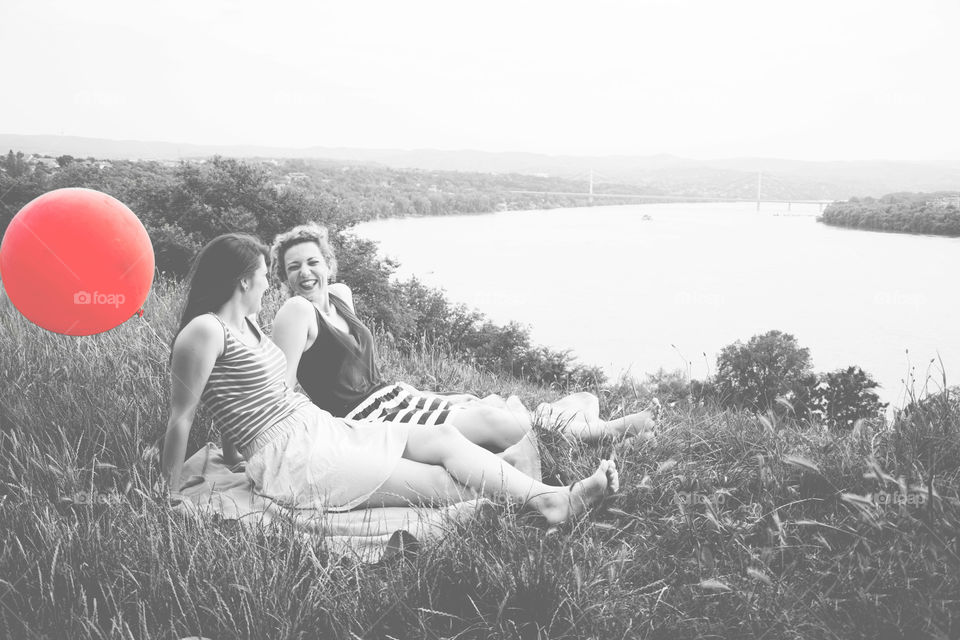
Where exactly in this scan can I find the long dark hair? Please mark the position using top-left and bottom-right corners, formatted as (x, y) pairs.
(170, 233), (269, 356)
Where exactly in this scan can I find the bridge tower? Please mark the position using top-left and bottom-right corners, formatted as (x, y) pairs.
(589, 169), (594, 205)
(756, 171), (762, 212)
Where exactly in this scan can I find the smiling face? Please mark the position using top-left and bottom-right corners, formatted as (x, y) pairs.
(282, 240), (330, 300)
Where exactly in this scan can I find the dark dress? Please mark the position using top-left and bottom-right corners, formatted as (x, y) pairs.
(296, 294), (457, 425)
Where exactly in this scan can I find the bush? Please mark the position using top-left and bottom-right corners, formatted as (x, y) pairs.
(814, 366), (887, 430)
(893, 385), (960, 478)
(644, 368), (693, 404)
(643, 368), (716, 406)
(714, 330), (813, 413)
(711, 331), (887, 431)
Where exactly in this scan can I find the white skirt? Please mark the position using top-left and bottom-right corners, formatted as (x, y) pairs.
(244, 402), (410, 512)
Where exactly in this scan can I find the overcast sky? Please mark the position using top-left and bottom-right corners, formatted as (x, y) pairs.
(2, 0), (957, 161)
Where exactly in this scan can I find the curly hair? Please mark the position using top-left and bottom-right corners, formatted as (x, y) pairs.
(269, 223), (339, 293)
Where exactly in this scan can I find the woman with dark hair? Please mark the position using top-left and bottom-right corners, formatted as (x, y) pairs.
(269, 223), (660, 450)
(161, 233), (619, 521)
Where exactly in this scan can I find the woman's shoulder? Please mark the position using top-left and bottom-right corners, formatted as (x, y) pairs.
(273, 297), (319, 344)
(329, 283), (354, 309)
(276, 295), (317, 319)
(174, 313), (225, 358)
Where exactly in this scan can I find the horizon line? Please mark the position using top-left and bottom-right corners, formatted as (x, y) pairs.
(2, 132), (958, 166)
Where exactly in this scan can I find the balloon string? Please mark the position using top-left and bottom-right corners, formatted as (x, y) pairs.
(136, 308), (145, 318)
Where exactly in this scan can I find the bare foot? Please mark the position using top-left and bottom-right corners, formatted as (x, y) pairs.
(605, 399), (661, 439)
(538, 460), (619, 525)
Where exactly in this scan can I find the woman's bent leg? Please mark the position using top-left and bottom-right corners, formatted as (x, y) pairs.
(401, 424), (618, 525)
(537, 393), (659, 443)
(551, 392), (601, 421)
(358, 458), (478, 508)
(450, 404), (531, 450)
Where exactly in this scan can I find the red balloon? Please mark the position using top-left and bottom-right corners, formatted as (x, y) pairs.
(0, 188), (154, 336)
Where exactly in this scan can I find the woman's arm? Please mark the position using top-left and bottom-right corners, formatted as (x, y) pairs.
(272, 296), (314, 390)
(161, 317), (222, 492)
(221, 433), (245, 468)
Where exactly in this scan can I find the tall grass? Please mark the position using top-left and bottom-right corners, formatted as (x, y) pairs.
(1, 278), (958, 639)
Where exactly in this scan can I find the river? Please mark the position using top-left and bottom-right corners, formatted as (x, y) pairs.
(353, 202), (960, 408)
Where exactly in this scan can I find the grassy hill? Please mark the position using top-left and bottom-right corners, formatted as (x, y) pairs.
(1, 278), (958, 639)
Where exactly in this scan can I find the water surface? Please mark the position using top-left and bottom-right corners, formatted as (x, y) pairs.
(354, 203), (959, 407)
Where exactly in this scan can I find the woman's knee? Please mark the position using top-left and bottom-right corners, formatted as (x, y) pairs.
(425, 423), (473, 464)
(464, 403), (506, 424)
(404, 423), (469, 465)
(424, 464), (462, 495)
(434, 423), (466, 444)
(480, 405), (527, 438)
(569, 392), (599, 407)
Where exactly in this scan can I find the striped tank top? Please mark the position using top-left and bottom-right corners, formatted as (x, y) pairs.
(200, 313), (311, 454)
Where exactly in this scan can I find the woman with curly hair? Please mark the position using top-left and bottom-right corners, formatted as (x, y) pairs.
(269, 223), (659, 452)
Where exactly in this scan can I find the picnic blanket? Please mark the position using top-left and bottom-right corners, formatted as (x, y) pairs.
(173, 395), (542, 564)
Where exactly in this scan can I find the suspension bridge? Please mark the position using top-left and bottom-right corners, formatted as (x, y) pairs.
(509, 170), (835, 213)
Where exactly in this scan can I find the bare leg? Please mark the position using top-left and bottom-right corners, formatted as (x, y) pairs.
(358, 458), (479, 508)
(553, 392), (602, 419)
(597, 402), (660, 439)
(537, 395), (661, 443)
(404, 390), (530, 450)
(360, 435), (541, 508)
(478, 393), (508, 406)
(450, 403), (531, 450)
(400, 424), (618, 525)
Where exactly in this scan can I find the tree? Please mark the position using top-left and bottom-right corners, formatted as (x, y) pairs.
(814, 366), (887, 430)
(714, 330), (813, 412)
(2, 150), (29, 178)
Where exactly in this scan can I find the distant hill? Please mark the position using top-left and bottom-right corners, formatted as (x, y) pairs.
(2, 133), (958, 200)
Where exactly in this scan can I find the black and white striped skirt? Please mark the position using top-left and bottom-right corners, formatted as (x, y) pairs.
(345, 382), (460, 426)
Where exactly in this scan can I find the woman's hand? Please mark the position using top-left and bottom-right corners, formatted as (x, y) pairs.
(221, 435), (246, 472)
(227, 460), (247, 473)
(222, 452), (247, 474)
